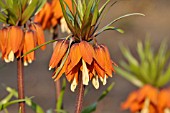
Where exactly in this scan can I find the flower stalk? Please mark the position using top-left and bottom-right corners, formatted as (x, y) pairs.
(17, 58), (25, 113)
(75, 73), (85, 113)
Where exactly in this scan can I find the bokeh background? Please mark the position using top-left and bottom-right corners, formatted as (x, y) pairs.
(0, 0), (170, 113)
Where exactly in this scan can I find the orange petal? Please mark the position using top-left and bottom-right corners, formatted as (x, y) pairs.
(42, 4), (52, 29)
(9, 26), (23, 53)
(158, 89), (169, 112)
(130, 101), (142, 113)
(67, 43), (82, 73)
(29, 23), (46, 50)
(0, 28), (8, 56)
(24, 30), (35, 62)
(94, 45), (105, 70)
(101, 45), (114, 76)
(79, 41), (94, 65)
(53, 55), (70, 81)
(137, 85), (152, 102)
(94, 60), (105, 78)
(49, 40), (69, 69)
(121, 91), (138, 110)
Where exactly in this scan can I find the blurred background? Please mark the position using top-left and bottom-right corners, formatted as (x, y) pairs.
(0, 0), (170, 113)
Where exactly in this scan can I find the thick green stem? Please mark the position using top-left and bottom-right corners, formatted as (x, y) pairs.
(17, 58), (25, 113)
(75, 73), (85, 113)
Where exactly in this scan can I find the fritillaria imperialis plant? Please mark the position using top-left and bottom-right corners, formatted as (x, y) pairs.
(48, 0), (144, 112)
(0, 0), (46, 112)
(116, 40), (170, 113)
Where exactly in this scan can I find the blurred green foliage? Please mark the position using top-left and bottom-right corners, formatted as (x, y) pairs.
(116, 39), (170, 88)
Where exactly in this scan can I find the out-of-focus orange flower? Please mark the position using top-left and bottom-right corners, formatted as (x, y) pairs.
(34, 0), (72, 32)
(0, 24), (46, 66)
(49, 40), (116, 92)
(121, 85), (158, 113)
(158, 88), (170, 113)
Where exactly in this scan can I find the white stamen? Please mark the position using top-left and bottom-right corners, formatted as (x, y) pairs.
(82, 59), (89, 85)
(28, 59), (32, 64)
(103, 74), (107, 85)
(8, 51), (14, 62)
(71, 77), (77, 92)
(141, 98), (150, 113)
(92, 75), (99, 89)
(24, 61), (28, 66)
(4, 58), (10, 63)
(60, 17), (71, 34)
(164, 108), (170, 113)
(49, 66), (52, 70)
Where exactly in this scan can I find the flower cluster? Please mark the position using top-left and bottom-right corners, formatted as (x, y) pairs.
(0, 23), (45, 66)
(34, 0), (71, 33)
(49, 39), (116, 92)
(122, 85), (170, 113)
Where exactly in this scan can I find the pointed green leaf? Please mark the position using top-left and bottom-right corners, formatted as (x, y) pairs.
(53, 39), (72, 79)
(81, 102), (97, 113)
(0, 1), (6, 9)
(25, 97), (45, 113)
(0, 93), (14, 105)
(0, 99), (27, 111)
(115, 67), (144, 87)
(0, 13), (7, 23)
(99, 0), (110, 15)
(21, 0), (39, 25)
(157, 64), (170, 87)
(97, 82), (115, 101)
(91, 1), (99, 26)
(59, 0), (75, 35)
(94, 26), (124, 36)
(22, 40), (56, 58)
(21, 0), (28, 10)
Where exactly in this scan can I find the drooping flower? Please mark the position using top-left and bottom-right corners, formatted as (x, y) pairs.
(0, 0), (46, 66)
(49, 40), (116, 92)
(34, 0), (72, 33)
(0, 24), (46, 66)
(121, 85), (158, 113)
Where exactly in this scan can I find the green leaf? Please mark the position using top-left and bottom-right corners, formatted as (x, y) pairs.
(25, 97), (45, 113)
(6, 0), (13, 8)
(0, 99), (27, 111)
(115, 67), (144, 87)
(99, 0), (110, 15)
(0, 13), (7, 23)
(81, 102), (97, 113)
(56, 79), (66, 111)
(0, 1), (6, 9)
(157, 64), (170, 87)
(82, 82), (114, 113)
(53, 39), (72, 79)
(83, 0), (94, 23)
(120, 45), (139, 66)
(94, 26), (124, 36)
(97, 82), (115, 101)
(21, 0), (39, 25)
(21, 0), (28, 10)
(106, 13), (145, 27)
(22, 40), (56, 57)
(91, 1), (99, 26)
(6, 86), (45, 113)
(0, 93), (14, 105)
(59, 0), (76, 35)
